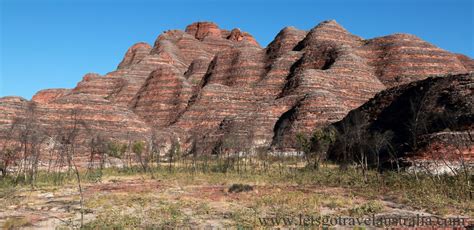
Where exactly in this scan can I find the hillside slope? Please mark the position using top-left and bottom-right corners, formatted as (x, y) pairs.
(1, 20), (472, 157)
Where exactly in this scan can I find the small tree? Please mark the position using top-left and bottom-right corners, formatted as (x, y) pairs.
(406, 88), (428, 152)
(309, 126), (337, 170)
(367, 130), (394, 171)
(296, 132), (312, 168)
(168, 140), (180, 172)
(0, 148), (16, 178)
(10, 102), (47, 185)
(149, 133), (161, 169)
(52, 108), (85, 227)
(132, 141), (147, 171)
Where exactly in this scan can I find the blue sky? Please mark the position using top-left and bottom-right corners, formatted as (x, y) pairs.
(1, 0), (472, 99)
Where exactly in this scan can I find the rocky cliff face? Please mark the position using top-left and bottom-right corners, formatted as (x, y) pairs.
(328, 73), (473, 167)
(1, 20), (472, 157)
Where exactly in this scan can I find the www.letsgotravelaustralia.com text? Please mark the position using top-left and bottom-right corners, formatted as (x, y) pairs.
(257, 214), (469, 228)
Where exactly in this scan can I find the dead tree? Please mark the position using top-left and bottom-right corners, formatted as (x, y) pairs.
(407, 89), (429, 152)
(168, 140), (180, 172)
(10, 102), (47, 185)
(54, 108), (86, 227)
(0, 121), (21, 178)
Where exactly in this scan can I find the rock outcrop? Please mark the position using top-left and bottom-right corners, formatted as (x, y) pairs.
(328, 73), (473, 167)
(1, 20), (472, 159)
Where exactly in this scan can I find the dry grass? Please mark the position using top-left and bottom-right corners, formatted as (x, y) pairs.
(0, 162), (472, 228)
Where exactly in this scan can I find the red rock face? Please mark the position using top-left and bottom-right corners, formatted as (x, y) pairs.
(71, 73), (127, 99)
(32, 89), (70, 103)
(185, 22), (223, 40)
(362, 34), (468, 87)
(1, 20), (472, 157)
(456, 54), (474, 71)
(118, 42), (152, 69)
(0, 95), (151, 152)
(0, 97), (29, 128)
(130, 65), (192, 127)
(38, 94), (150, 139)
(294, 20), (363, 49)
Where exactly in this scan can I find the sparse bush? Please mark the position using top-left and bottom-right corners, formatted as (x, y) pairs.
(309, 126), (337, 169)
(107, 141), (127, 159)
(132, 141), (149, 172)
(349, 200), (384, 216)
(0, 148), (15, 178)
(132, 141), (145, 156)
(295, 126), (337, 170)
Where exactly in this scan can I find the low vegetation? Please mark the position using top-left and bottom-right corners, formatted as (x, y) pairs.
(0, 157), (472, 228)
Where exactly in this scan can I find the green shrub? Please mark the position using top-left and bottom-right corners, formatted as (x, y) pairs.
(107, 141), (127, 159)
(132, 141), (145, 156)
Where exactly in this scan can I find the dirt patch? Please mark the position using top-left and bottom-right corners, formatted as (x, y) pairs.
(84, 179), (161, 195)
